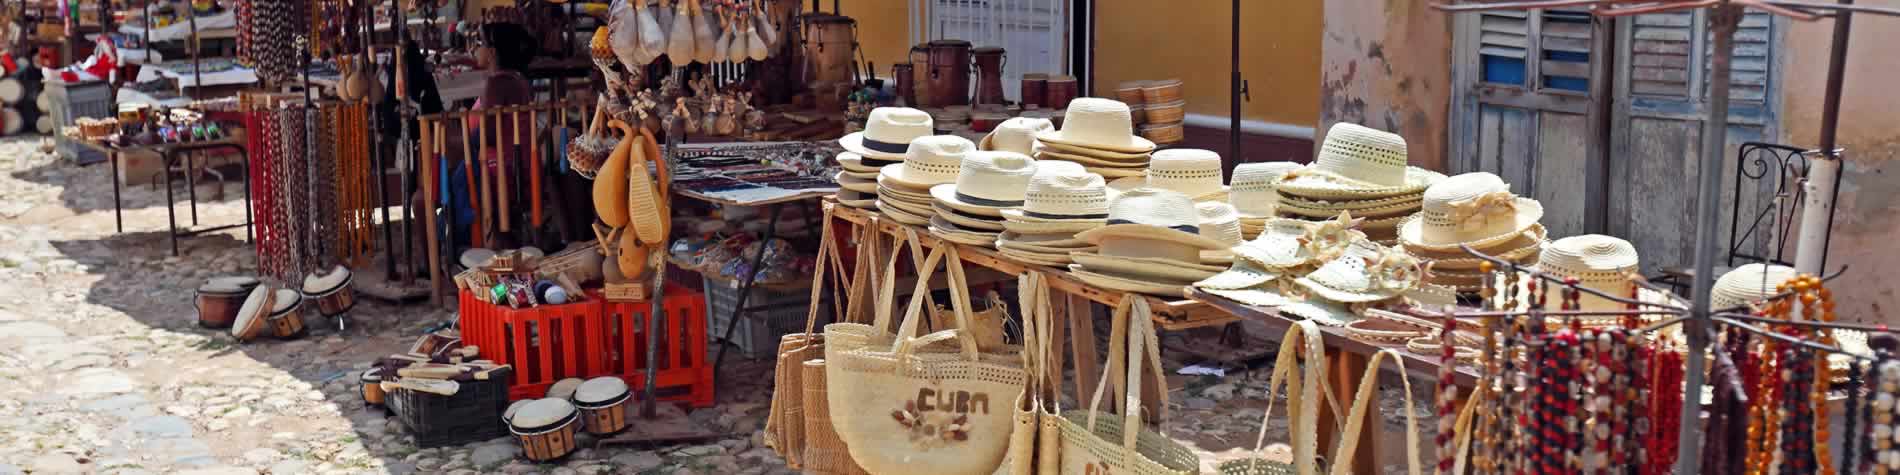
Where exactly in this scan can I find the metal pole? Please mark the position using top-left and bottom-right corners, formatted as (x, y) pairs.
(1229, 0), (1240, 170)
(1796, 0), (1854, 275)
(1675, 6), (1742, 474)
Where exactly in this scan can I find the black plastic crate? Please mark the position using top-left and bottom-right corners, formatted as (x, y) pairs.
(387, 368), (514, 448)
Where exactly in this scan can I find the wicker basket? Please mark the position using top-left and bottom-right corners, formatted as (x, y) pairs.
(1146, 100), (1186, 124)
(536, 242), (604, 283)
(1142, 79), (1184, 104)
(1115, 81), (1150, 105)
(1140, 121), (1185, 145)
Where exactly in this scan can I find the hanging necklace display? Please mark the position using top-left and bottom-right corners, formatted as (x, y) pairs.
(1807, 275), (1839, 474)
(1471, 264), (1503, 473)
(1747, 289), (1787, 475)
(1873, 359), (1897, 475)
(1845, 359), (1866, 475)
(1435, 302), (1459, 474)
(1704, 327), (1751, 475)
(1625, 281), (1652, 472)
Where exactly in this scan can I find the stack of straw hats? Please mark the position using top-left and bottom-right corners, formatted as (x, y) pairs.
(1396, 172), (1548, 292)
(1192, 212), (1440, 326)
(1112, 148), (1229, 203)
(1228, 161), (1305, 240)
(928, 151), (1038, 248)
(1495, 234), (1682, 328)
(994, 169), (1109, 266)
(980, 117), (1054, 157)
(1274, 123), (1446, 244)
(837, 107), (934, 209)
(1033, 98), (1156, 179)
(876, 136), (974, 226)
(1067, 188), (1230, 297)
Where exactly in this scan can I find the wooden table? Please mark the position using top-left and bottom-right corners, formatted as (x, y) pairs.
(80, 137), (252, 256)
(1186, 288), (1482, 475)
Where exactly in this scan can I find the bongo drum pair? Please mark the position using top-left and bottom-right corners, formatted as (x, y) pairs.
(196, 276), (260, 328)
(231, 286), (306, 341)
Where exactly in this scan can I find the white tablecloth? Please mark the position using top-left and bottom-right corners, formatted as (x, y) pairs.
(118, 11), (238, 43)
(137, 62), (258, 88)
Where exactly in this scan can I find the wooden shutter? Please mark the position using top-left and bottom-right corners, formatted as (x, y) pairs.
(1628, 11), (1694, 97)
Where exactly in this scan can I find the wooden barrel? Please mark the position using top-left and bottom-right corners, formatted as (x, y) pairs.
(1020, 73), (1048, 109)
(971, 46), (1006, 106)
(925, 40), (972, 107)
(802, 14), (857, 85)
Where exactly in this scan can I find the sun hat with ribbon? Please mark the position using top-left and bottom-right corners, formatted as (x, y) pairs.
(996, 231), (1094, 253)
(929, 215), (1001, 247)
(1148, 148), (1229, 202)
(878, 135), (974, 191)
(1075, 188), (1227, 251)
(1398, 172), (1544, 251)
(932, 202), (1007, 231)
(1067, 265), (1196, 296)
(837, 188), (876, 208)
(980, 117), (1054, 156)
(930, 151), (1038, 217)
(839, 106), (934, 161)
(1278, 123), (1445, 199)
(1035, 98), (1157, 154)
(875, 198), (933, 225)
(1197, 202), (1243, 246)
(1230, 161), (1305, 218)
(1293, 240), (1427, 304)
(1071, 252), (1226, 282)
(1232, 214), (1365, 271)
(1000, 172), (1111, 233)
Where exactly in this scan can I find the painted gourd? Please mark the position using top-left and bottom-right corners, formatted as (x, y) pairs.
(593, 128), (634, 227)
(617, 224), (648, 280)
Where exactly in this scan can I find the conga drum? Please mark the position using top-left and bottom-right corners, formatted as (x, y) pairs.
(1020, 73), (1048, 109)
(230, 286), (275, 342)
(892, 63), (917, 106)
(971, 46), (1006, 106)
(301, 265), (355, 317)
(909, 45), (933, 107)
(196, 276), (260, 328)
(801, 14), (857, 86)
(264, 288), (306, 339)
(509, 398), (581, 462)
(1045, 75), (1078, 109)
(925, 39), (972, 107)
(573, 377), (632, 435)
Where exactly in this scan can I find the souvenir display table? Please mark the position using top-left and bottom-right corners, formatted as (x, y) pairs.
(78, 136), (253, 255)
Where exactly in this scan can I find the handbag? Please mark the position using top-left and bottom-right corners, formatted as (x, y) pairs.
(799, 220), (881, 475)
(999, 273), (1059, 475)
(763, 207), (856, 466)
(934, 290), (1011, 352)
(828, 233), (1029, 475)
(1215, 320), (1341, 475)
(1326, 349), (1423, 475)
(1054, 296), (1199, 475)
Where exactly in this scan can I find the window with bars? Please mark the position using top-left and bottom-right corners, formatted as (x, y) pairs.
(927, 0), (1068, 100)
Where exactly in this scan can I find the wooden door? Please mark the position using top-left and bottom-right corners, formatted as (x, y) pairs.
(1449, 9), (1612, 240)
(1609, 10), (1779, 274)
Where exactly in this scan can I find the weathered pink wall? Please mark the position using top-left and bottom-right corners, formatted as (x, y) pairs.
(1781, 11), (1900, 325)
(1318, 0), (1454, 172)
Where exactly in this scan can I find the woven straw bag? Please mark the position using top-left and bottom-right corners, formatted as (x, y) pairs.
(828, 234), (1029, 475)
(804, 359), (870, 475)
(823, 220), (921, 364)
(1326, 349), (1422, 475)
(998, 273), (1061, 475)
(934, 290), (1013, 352)
(764, 207), (860, 466)
(1216, 321), (1341, 475)
(1054, 296), (1199, 475)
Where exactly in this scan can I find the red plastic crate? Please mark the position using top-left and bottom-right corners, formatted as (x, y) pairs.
(456, 286), (714, 407)
(600, 284), (715, 408)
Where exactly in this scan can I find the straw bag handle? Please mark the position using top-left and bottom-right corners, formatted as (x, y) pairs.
(800, 207), (849, 334)
(889, 244), (981, 361)
(871, 227), (931, 333)
(841, 218), (883, 324)
(1249, 320), (1327, 475)
(1017, 272), (1055, 403)
(1082, 296), (1166, 453)
(1327, 349), (1422, 475)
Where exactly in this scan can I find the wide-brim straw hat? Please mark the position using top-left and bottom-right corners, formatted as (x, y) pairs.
(997, 247), (1076, 267)
(1494, 234), (1655, 315)
(837, 188), (877, 208)
(1710, 263), (1800, 311)
(1037, 148), (1151, 168)
(929, 151), (1038, 217)
(1232, 216), (1365, 271)
(1276, 192), (1424, 216)
(1407, 225), (1547, 271)
(997, 231), (1093, 249)
(932, 202), (1007, 231)
(877, 177), (937, 201)
(1293, 240), (1425, 304)
(837, 152), (897, 175)
(1035, 98), (1157, 153)
(1001, 172), (1110, 232)
(1197, 202), (1243, 246)
(1199, 280), (1302, 308)
(1282, 122), (1413, 187)
(1072, 252), (1224, 282)
(835, 171), (877, 193)
(1149, 149), (1229, 200)
(1088, 166), (1148, 178)
(980, 117), (1054, 156)
(1067, 265), (1193, 297)
(879, 190), (937, 217)
(839, 107), (934, 159)
(1038, 140), (1152, 160)
(878, 135), (975, 190)
(997, 238), (1096, 256)
(1230, 161), (1307, 218)
(1398, 172), (1545, 249)
(876, 199), (933, 225)
(1033, 160), (1089, 176)
(930, 216), (1001, 247)
(1279, 167), (1446, 200)
(1074, 188), (1227, 251)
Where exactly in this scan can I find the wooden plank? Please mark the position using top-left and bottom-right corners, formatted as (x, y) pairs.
(1535, 112), (1592, 239)
(1539, 36), (1592, 54)
(1540, 59), (1590, 79)
(1624, 117), (1700, 276)
(1045, 293), (1070, 401)
(1632, 66), (1690, 82)
(1479, 31), (1530, 50)
(1632, 25), (1692, 42)
(1495, 106), (1536, 190)
(1631, 81), (1690, 97)
(1539, 20), (1592, 39)
(1632, 39), (1691, 55)
(1477, 106), (1504, 176)
(1631, 53), (1689, 69)
(1069, 292), (1100, 411)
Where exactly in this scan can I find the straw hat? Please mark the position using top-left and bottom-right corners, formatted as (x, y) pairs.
(1001, 173), (1111, 234)
(839, 107), (934, 160)
(1194, 259), (1284, 291)
(1067, 265), (1194, 296)
(997, 231), (1092, 249)
(1035, 98), (1156, 153)
(932, 203), (1007, 231)
(1232, 215), (1365, 271)
(1039, 140), (1151, 160)
(997, 239), (1095, 256)
(879, 135), (975, 190)
(1034, 160), (1089, 176)
(1499, 235), (1650, 314)
(837, 188), (876, 208)
(930, 216), (1002, 247)
(1075, 188), (1226, 251)
(875, 199), (933, 225)
(997, 247), (1077, 267)
(1293, 241), (1426, 303)
(1710, 263), (1800, 311)
(1230, 161), (1305, 218)
(1408, 225), (1546, 271)
(930, 151), (1038, 217)
(1072, 252), (1225, 282)
(836, 152), (885, 176)
(980, 117), (1054, 156)
(1278, 123), (1444, 199)
(1398, 172), (1544, 250)
(835, 171), (876, 193)
(1088, 166), (1148, 178)
(1037, 148), (1150, 168)
(879, 190), (937, 217)
(1197, 202), (1243, 246)
(1148, 149), (1228, 201)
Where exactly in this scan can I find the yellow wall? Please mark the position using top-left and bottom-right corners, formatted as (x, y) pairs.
(1093, 0), (1322, 127)
(835, 0), (914, 76)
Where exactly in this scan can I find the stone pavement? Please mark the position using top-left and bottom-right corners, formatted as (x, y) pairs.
(0, 137), (1434, 474)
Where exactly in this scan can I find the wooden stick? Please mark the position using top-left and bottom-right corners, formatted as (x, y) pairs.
(423, 120), (443, 304)
(530, 109), (543, 228)
(499, 110), (515, 234)
(461, 112), (480, 249)
(479, 111), (494, 243)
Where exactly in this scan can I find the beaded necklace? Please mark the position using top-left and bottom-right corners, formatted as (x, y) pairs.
(1628, 329), (1651, 473)
(1747, 294), (1787, 475)
(1500, 270), (1526, 475)
(1471, 263), (1502, 473)
(1705, 328), (1752, 475)
(1649, 344), (1685, 475)
(1873, 360), (1898, 475)
(1436, 308), (1458, 475)
(1805, 275), (1838, 475)
(1779, 334), (1817, 474)
(1845, 360), (1865, 475)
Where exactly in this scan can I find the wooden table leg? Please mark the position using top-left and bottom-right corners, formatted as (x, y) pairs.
(1044, 292), (1070, 402)
(1318, 350), (1375, 475)
(1068, 293), (1098, 408)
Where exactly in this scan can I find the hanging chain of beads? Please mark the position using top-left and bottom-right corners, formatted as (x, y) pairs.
(1780, 334), (1818, 473)
(1649, 344), (1685, 474)
(1501, 268), (1526, 473)
(1803, 274), (1839, 474)
(1436, 310), (1458, 475)
(1874, 360), (1898, 474)
(1628, 328), (1652, 473)
(1472, 263), (1501, 473)
(1846, 359), (1867, 475)
(1747, 293), (1788, 475)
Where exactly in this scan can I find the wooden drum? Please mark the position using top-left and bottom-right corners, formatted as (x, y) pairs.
(301, 265), (355, 317)
(229, 286), (275, 342)
(972, 46), (1007, 106)
(802, 14), (858, 86)
(892, 63), (917, 106)
(265, 288), (306, 339)
(510, 398), (581, 462)
(925, 39), (972, 107)
(1020, 73), (1049, 109)
(196, 276), (259, 328)
(360, 369), (386, 406)
(1045, 75), (1078, 110)
(573, 377), (632, 435)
